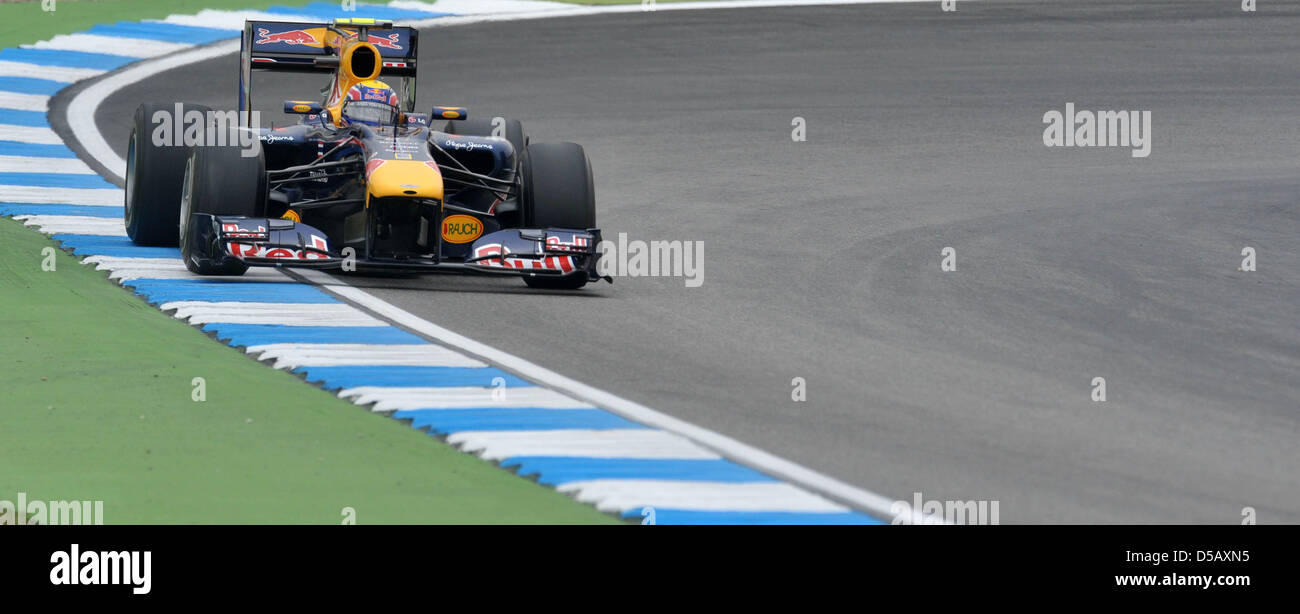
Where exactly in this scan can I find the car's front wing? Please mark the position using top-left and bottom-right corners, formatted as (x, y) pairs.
(186, 213), (606, 281)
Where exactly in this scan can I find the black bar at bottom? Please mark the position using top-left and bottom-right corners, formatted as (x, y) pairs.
(0, 525), (1289, 603)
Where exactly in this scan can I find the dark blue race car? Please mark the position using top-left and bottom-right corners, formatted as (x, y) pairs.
(123, 17), (605, 290)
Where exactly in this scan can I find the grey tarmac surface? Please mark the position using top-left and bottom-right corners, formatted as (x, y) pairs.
(87, 0), (1300, 522)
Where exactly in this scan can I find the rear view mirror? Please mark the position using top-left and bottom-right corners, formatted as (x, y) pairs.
(283, 100), (323, 115)
(431, 106), (468, 121)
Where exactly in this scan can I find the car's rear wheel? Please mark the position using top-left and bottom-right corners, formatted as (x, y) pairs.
(125, 102), (211, 246)
(179, 142), (266, 276)
(521, 142), (596, 290)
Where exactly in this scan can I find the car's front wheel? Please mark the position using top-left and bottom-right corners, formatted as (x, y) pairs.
(179, 143), (266, 276)
(521, 142), (596, 290)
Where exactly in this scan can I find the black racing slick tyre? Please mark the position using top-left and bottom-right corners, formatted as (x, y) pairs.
(522, 142), (597, 290)
(178, 142), (267, 276)
(443, 116), (527, 162)
(125, 102), (211, 246)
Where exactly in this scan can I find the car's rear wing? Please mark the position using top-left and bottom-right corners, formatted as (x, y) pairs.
(238, 18), (420, 123)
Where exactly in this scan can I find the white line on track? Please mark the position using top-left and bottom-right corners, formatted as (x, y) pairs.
(64, 0), (944, 523)
(68, 39), (240, 179)
(301, 269), (913, 519)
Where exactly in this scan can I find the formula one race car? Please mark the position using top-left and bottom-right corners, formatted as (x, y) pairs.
(124, 17), (605, 289)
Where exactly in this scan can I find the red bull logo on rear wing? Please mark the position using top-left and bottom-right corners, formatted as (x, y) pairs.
(255, 27), (320, 46)
(239, 19), (420, 127)
(246, 21), (417, 59)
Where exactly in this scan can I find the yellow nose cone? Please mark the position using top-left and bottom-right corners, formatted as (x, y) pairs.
(367, 160), (444, 200)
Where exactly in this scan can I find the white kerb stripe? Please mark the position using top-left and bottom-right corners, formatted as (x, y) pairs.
(112, 268), (287, 281)
(25, 34), (192, 58)
(158, 302), (387, 326)
(136, 269), (285, 282)
(0, 91), (51, 113)
(0, 60), (106, 83)
(152, 10), (320, 31)
(0, 124), (63, 144)
(447, 429), (721, 461)
(339, 386), (589, 411)
(0, 186), (120, 206)
(558, 480), (851, 514)
(83, 256), (180, 269)
(80, 256), (288, 282)
(245, 344), (486, 369)
(15, 215), (126, 236)
(389, 0), (570, 13)
(0, 155), (96, 174)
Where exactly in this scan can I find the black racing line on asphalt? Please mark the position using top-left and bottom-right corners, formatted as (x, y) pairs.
(65, 0), (1300, 522)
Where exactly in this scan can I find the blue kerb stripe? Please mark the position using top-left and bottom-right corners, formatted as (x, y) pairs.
(263, 3), (453, 20)
(86, 22), (236, 44)
(0, 48), (137, 70)
(502, 457), (780, 486)
(0, 142), (75, 158)
(120, 279), (339, 305)
(203, 323), (427, 346)
(0, 204), (122, 218)
(295, 365), (531, 390)
(0, 109), (51, 127)
(393, 408), (648, 434)
(0, 76), (68, 97)
(620, 509), (886, 525)
(52, 235), (178, 258)
(0, 173), (115, 189)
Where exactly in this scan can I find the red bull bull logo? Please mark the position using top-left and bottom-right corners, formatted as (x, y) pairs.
(255, 28), (319, 46)
(254, 26), (403, 52)
(367, 33), (404, 51)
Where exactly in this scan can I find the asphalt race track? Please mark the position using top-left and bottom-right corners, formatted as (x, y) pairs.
(82, 0), (1300, 522)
